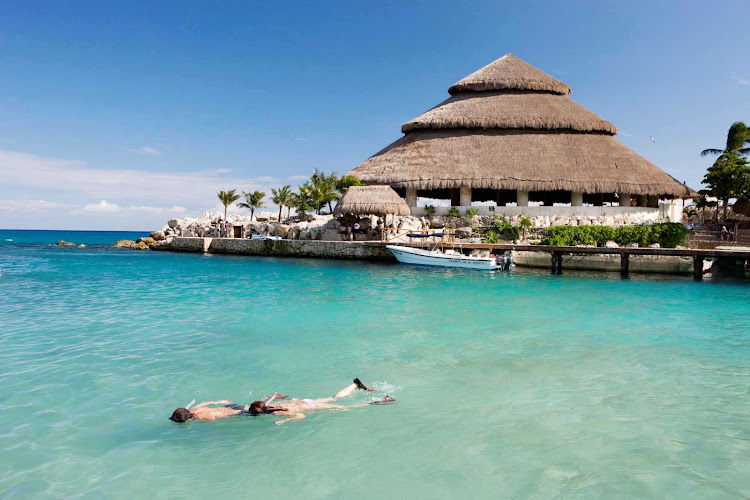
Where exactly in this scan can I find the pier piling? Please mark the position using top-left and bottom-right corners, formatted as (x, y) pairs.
(693, 256), (704, 281)
(620, 253), (630, 277)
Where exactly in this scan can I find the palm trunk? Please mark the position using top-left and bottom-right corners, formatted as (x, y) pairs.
(328, 201), (333, 213)
(251, 208), (255, 220)
(224, 206), (228, 221)
(723, 199), (729, 221)
(287, 206), (291, 218)
(278, 205), (283, 222)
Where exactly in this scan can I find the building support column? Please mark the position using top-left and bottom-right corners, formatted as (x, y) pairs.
(405, 187), (417, 207)
(619, 193), (631, 207)
(459, 185), (472, 207)
(517, 190), (529, 207)
(571, 191), (583, 207)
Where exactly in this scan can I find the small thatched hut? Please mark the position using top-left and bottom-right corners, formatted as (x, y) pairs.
(347, 54), (693, 216)
(333, 185), (411, 216)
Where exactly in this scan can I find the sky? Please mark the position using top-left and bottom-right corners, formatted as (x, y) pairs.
(1, 1), (748, 231)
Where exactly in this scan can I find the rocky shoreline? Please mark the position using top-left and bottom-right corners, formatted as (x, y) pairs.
(123, 210), (670, 251)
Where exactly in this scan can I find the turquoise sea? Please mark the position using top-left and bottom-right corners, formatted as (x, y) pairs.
(1, 230), (748, 498)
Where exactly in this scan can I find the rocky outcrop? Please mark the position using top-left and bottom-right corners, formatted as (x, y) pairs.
(113, 240), (136, 248)
(56, 240), (76, 246)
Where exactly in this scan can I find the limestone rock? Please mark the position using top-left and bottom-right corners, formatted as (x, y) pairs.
(604, 240), (619, 248)
(455, 227), (474, 239)
(56, 240), (75, 246)
(131, 242), (150, 250)
(275, 224), (291, 238)
(113, 240), (136, 248)
(648, 243), (661, 248)
(77, 244), (86, 248)
(136, 237), (156, 246)
(150, 230), (165, 241)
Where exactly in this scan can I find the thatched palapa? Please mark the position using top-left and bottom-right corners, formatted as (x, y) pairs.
(348, 54), (693, 200)
(333, 185), (411, 216)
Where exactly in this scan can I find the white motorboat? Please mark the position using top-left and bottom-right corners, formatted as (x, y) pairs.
(386, 245), (512, 271)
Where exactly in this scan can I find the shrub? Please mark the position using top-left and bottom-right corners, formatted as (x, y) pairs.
(540, 223), (689, 248)
(447, 207), (460, 217)
(424, 205), (436, 217)
(465, 208), (478, 217)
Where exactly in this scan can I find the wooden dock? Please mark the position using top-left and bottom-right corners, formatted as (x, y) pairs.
(375, 242), (750, 280)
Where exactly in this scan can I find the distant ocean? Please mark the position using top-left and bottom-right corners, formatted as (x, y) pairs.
(0, 229), (748, 497)
(0, 229), (149, 246)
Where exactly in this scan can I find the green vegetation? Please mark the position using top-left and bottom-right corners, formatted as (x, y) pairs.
(424, 205), (436, 217)
(238, 190), (266, 220)
(447, 206), (460, 217)
(465, 208), (478, 217)
(700, 122), (750, 220)
(539, 223), (689, 248)
(271, 185), (294, 221)
(477, 216), (523, 243)
(217, 189), (240, 221)
(701, 153), (750, 220)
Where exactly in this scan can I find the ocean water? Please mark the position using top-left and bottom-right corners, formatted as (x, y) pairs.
(0, 230), (748, 498)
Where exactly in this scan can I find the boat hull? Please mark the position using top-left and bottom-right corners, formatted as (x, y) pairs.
(387, 245), (498, 270)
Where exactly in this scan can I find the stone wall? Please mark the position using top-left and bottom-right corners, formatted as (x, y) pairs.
(156, 237), (395, 261)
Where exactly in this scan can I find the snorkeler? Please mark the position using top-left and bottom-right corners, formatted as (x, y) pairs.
(247, 378), (395, 426)
(169, 393), (288, 422)
(169, 379), (394, 424)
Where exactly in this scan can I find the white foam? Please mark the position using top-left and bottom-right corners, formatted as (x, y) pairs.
(371, 381), (401, 394)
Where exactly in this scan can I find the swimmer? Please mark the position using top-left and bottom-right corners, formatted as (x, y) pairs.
(248, 378), (395, 426)
(169, 393), (288, 422)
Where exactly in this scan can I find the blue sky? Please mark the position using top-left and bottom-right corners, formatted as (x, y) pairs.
(1, 1), (748, 230)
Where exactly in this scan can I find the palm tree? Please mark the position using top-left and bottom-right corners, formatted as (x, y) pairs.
(308, 169), (340, 213)
(271, 185), (294, 222)
(336, 174), (362, 194)
(701, 122), (750, 157)
(237, 190), (266, 220)
(217, 189), (240, 221)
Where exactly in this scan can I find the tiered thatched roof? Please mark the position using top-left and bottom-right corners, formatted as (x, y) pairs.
(348, 54), (692, 197)
(333, 185), (411, 216)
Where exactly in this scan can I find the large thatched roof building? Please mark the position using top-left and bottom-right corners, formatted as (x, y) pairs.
(347, 54), (692, 213)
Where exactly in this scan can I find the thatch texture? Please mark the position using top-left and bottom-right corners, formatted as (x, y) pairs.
(347, 53), (693, 198)
(402, 91), (617, 134)
(449, 54), (571, 95)
(350, 129), (694, 197)
(333, 185), (411, 216)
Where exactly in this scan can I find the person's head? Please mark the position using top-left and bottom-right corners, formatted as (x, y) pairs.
(169, 408), (193, 423)
(248, 400), (267, 415)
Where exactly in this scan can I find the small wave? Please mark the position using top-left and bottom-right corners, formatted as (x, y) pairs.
(4, 239), (13, 242)
(371, 381), (401, 394)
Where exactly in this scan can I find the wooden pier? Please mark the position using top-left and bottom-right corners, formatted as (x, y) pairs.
(386, 242), (750, 280)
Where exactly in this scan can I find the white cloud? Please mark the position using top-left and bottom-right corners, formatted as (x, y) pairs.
(81, 200), (186, 215)
(731, 72), (749, 85)
(286, 175), (309, 182)
(83, 200), (121, 212)
(0, 150), (285, 206)
(127, 146), (161, 155)
(215, 168), (232, 174)
(0, 149), (307, 230)
(0, 199), (65, 211)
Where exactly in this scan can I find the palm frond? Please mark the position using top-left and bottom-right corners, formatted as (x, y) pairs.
(700, 148), (723, 157)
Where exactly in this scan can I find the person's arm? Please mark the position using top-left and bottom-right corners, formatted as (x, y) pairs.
(274, 412), (306, 425)
(192, 399), (231, 409)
